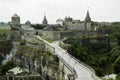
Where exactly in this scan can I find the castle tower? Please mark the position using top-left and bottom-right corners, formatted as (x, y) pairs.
(42, 14), (48, 26)
(10, 14), (21, 40)
(85, 10), (91, 22)
(84, 10), (92, 31)
(11, 14), (20, 27)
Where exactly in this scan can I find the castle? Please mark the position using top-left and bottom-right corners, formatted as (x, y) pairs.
(10, 10), (97, 41)
(56, 10), (92, 31)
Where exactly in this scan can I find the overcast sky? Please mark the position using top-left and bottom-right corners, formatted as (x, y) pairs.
(0, 0), (120, 23)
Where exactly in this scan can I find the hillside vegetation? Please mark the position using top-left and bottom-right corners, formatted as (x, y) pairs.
(67, 22), (120, 79)
(0, 25), (10, 40)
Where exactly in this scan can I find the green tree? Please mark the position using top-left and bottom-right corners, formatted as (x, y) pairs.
(68, 41), (113, 76)
(19, 39), (26, 45)
(113, 56), (120, 74)
(0, 40), (12, 63)
(110, 46), (120, 63)
(31, 24), (45, 29)
(110, 32), (120, 45)
(116, 74), (120, 80)
(0, 60), (16, 74)
(69, 43), (89, 62)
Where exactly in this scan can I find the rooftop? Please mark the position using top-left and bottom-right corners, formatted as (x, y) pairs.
(12, 14), (20, 18)
(8, 67), (29, 75)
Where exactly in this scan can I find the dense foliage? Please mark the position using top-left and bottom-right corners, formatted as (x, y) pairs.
(68, 37), (120, 78)
(0, 60), (16, 75)
(0, 40), (12, 63)
(97, 22), (120, 36)
(0, 40), (13, 75)
(31, 24), (45, 29)
(0, 25), (10, 40)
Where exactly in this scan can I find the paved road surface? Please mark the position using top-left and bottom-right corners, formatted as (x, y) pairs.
(36, 36), (101, 80)
(51, 41), (94, 80)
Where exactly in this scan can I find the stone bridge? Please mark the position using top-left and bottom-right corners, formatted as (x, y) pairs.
(21, 35), (102, 80)
(34, 36), (102, 80)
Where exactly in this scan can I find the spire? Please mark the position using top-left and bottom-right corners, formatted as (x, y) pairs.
(85, 10), (91, 22)
(42, 13), (48, 26)
(44, 14), (47, 21)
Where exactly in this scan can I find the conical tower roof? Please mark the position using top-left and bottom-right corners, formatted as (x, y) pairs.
(42, 14), (48, 26)
(85, 10), (91, 22)
(12, 14), (19, 18)
(43, 14), (47, 21)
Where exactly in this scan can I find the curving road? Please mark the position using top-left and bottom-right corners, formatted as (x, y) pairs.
(51, 41), (94, 80)
(36, 36), (101, 80)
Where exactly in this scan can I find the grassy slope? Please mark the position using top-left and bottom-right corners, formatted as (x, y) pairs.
(0, 25), (10, 40)
(0, 25), (10, 34)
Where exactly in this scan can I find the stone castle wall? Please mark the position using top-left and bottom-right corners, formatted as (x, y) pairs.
(40, 31), (60, 40)
(38, 30), (97, 40)
(67, 22), (92, 31)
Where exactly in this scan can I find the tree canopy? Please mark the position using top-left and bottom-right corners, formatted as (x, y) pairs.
(31, 24), (45, 29)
